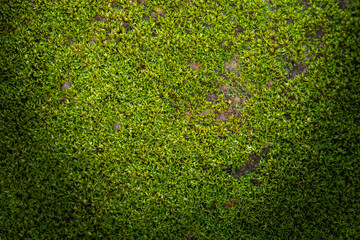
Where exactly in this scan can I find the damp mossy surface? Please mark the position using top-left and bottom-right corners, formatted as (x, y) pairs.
(1, 0), (360, 238)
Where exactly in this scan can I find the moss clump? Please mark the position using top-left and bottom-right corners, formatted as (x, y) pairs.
(1, 0), (359, 238)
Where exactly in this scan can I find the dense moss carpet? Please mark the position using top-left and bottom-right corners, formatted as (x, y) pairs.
(1, 0), (359, 238)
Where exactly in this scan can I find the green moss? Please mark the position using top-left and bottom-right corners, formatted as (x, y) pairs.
(1, 0), (359, 238)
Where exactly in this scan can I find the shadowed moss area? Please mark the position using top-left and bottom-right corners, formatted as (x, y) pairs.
(1, 0), (359, 238)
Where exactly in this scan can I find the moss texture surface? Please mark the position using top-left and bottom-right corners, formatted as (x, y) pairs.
(1, 0), (360, 238)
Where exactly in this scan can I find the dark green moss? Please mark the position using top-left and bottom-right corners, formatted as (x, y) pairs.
(1, 0), (359, 238)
